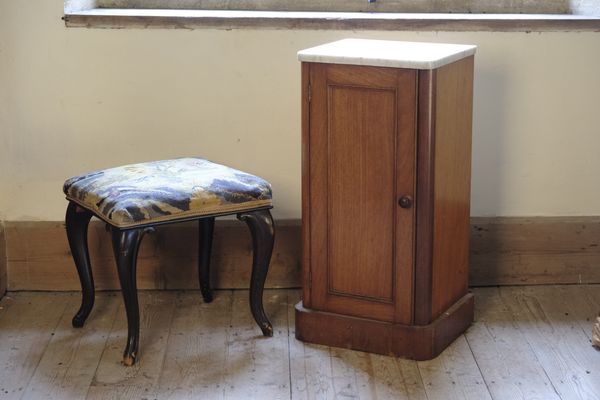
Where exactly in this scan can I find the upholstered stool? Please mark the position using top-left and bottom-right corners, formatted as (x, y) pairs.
(63, 158), (274, 366)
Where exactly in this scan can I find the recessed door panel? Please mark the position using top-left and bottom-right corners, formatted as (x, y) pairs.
(328, 85), (396, 302)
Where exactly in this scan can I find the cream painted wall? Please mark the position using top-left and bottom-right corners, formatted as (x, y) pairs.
(1, 1), (599, 220)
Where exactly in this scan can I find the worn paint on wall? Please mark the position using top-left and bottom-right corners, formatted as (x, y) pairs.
(1, 1), (600, 220)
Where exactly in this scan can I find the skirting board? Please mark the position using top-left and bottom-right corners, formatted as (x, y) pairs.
(2, 217), (600, 291)
(470, 217), (600, 285)
(4, 219), (301, 291)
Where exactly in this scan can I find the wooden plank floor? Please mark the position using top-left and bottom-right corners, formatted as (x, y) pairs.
(0, 286), (599, 400)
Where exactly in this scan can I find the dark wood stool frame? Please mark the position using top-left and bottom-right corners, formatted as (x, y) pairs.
(65, 201), (275, 366)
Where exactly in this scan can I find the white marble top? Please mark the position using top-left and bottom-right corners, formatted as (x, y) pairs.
(297, 39), (476, 70)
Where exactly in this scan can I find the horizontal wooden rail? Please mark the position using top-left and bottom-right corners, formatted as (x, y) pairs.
(1, 216), (599, 291)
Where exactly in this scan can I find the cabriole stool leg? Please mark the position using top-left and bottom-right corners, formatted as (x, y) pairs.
(198, 217), (215, 303)
(111, 226), (147, 366)
(65, 201), (95, 328)
(237, 209), (275, 337)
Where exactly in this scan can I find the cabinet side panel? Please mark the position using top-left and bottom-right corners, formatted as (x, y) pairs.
(431, 56), (474, 320)
(301, 62), (312, 307)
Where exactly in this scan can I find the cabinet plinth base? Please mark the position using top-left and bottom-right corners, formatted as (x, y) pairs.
(295, 293), (474, 360)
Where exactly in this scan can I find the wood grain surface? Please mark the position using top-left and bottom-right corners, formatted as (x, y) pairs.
(305, 63), (416, 324)
(295, 293), (474, 360)
(413, 68), (436, 326)
(301, 62), (312, 309)
(327, 83), (396, 302)
(4, 220), (300, 291)
(430, 56), (474, 321)
(1, 286), (598, 399)
(470, 216), (600, 285)
(3, 216), (600, 291)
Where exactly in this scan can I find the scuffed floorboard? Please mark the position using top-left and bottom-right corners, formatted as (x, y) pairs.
(0, 286), (599, 399)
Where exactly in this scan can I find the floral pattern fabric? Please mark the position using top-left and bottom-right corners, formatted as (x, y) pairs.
(63, 158), (272, 228)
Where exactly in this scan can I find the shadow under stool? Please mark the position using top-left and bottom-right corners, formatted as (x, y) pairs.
(62, 157), (275, 366)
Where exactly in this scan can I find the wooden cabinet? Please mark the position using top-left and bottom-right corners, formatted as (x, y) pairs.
(295, 39), (477, 360)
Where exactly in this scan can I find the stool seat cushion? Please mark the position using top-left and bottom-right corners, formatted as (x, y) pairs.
(63, 158), (272, 228)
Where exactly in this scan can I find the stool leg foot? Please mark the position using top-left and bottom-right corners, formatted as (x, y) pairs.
(198, 217), (215, 303)
(238, 209), (275, 337)
(112, 227), (146, 366)
(66, 202), (95, 328)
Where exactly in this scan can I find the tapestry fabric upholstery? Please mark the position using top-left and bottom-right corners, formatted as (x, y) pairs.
(63, 158), (272, 228)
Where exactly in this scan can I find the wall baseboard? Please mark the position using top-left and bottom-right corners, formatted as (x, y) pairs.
(470, 216), (600, 285)
(4, 220), (301, 291)
(2, 217), (599, 291)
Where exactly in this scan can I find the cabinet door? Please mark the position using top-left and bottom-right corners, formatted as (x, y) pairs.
(305, 63), (417, 324)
